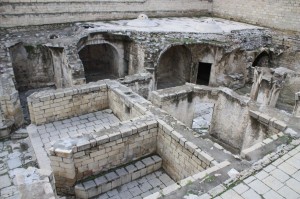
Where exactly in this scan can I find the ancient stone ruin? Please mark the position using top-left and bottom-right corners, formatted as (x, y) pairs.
(0, 1), (300, 199)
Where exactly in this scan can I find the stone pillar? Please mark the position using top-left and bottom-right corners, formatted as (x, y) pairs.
(49, 146), (76, 195)
(0, 74), (23, 138)
(250, 67), (285, 107)
(293, 92), (300, 117)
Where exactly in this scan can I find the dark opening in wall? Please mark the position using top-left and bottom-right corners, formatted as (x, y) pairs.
(9, 43), (56, 124)
(197, 62), (211, 85)
(157, 45), (192, 90)
(252, 51), (270, 67)
(79, 43), (120, 83)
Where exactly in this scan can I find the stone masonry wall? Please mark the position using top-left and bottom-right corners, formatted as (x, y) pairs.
(0, 0), (212, 27)
(49, 116), (216, 194)
(28, 81), (108, 125)
(49, 118), (158, 194)
(213, 0), (300, 32)
(108, 86), (145, 121)
(156, 119), (215, 181)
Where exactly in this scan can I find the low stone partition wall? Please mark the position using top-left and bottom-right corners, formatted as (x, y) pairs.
(0, 74), (23, 138)
(49, 114), (216, 195)
(49, 117), (158, 194)
(75, 155), (162, 199)
(108, 82), (148, 121)
(28, 81), (108, 125)
(248, 110), (287, 132)
(27, 80), (149, 125)
(157, 119), (216, 181)
(150, 84), (253, 151)
(241, 132), (287, 161)
(118, 73), (152, 99)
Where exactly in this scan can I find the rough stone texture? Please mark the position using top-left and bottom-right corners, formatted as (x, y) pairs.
(27, 81), (108, 125)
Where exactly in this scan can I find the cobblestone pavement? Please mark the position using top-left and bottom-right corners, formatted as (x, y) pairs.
(214, 145), (300, 199)
(94, 170), (175, 199)
(35, 109), (120, 154)
(0, 137), (37, 199)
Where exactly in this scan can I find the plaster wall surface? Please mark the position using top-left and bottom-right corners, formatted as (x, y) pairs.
(213, 0), (300, 32)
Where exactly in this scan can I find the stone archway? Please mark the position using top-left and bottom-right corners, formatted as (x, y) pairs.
(156, 45), (192, 89)
(78, 43), (120, 83)
(253, 51), (270, 68)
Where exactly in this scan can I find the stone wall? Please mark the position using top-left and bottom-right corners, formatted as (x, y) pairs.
(28, 81), (108, 125)
(49, 118), (215, 194)
(0, 0), (212, 27)
(108, 82), (146, 121)
(49, 118), (158, 194)
(213, 0), (300, 32)
(0, 74), (23, 136)
(9, 43), (55, 91)
(157, 119), (215, 181)
(150, 84), (282, 151)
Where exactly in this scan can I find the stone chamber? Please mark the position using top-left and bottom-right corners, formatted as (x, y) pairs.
(0, 1), (300, 199)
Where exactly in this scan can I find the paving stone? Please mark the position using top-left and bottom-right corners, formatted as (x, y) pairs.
(277, 162), (298, 175)
(263, 190), (284, 199)
(270, 169), (290, 182)
(220, 189), (243, 199)
(261, 175), (284, 192)
(0, 185), (18, 198)
(139, 182), (152, 192)
(263, 164), (276, 173)
(285, 178), (300, 194)
(233, 183), (249, 194)
(254, 170), (269, 180)
(120, 190), (133, 199)
(241, 189), (262, 199)
(198, 193), (211, 199)
(243, 176), (256, 184)
(127, 181), (138, 189)
(159, 174), (173, 184)
(248, 179), (270, 194)
(0, 174), (11, 189)
(148, 177), (162, 187)
(277, 186), (299, 199)
(107, 189), (118, 197)
(293, 170), (300, 180)
(129, 186), (142, 197)
(286, 157), (300, 169)
(209, 184), (226, 196)
(110, 195), (121, 199)
(7, 158), (22, 169)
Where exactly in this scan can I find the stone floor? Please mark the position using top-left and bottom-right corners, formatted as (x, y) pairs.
(94, 169), (176, 199)
(196, 145), (300, 199)
(0, 137), (37, 199)
(35, 109), (120, 154)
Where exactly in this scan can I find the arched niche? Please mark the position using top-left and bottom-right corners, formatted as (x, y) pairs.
(156, 45), (192, 89)
(78, 43), (120, 82)
(253, 51), (270, 68)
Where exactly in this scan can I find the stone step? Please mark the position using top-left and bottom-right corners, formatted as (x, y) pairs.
(75, 155), (162, 199)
